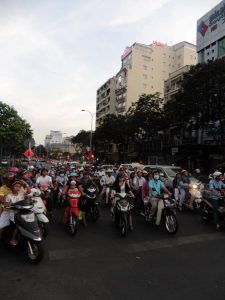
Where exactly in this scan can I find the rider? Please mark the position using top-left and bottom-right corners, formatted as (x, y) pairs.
(111, 174), (135, 230)
(99, 169), (115, 205)
(0, 172), (16, 238)
(209, 171), (225, 229)
(78, 173), (99, 226)
(148, 170), (172, 225)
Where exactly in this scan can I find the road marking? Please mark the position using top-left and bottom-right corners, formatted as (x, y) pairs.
(126, 233), (225, 253)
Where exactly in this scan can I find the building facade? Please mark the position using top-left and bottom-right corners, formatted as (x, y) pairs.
(164, 65), (192, 102)
(45, 131), (63, 146)
(197, 0), (225, 63)
(115, 41), (197, 115)
(96, 77), (116, 127)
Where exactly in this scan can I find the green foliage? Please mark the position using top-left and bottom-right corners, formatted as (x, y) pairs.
(94, 114), (127, 144)
(0, 101), (33, 156)
(164, 59), (225, 126)
(71, 130), (90, 146)
(127, 93), (165, 136)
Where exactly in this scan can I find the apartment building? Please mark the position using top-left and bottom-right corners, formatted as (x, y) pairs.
(164, 65), (192, 102)
(115, 41), (196, 114)
(96, 77), (116, 127)
(197, 0), (225, 63)
(45, 130), (63, 146)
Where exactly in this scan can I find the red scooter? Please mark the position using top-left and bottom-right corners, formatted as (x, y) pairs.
(62, 188), (81, 235)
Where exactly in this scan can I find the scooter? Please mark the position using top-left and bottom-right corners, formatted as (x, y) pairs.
(112, 193), (133, 237)
(62, 188), (81, 235)
(85, 185), (100, 222)
(29, 188), (49, 237)
(200, 195), (225, 227)
(2, 199), (44, 264)
(39, 184), (53, 217)
(183, 183), (203, 212)
(140, 192), (178, 235)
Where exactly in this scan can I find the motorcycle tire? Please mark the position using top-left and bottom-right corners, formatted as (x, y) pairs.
(164, 212), (178, 235)
(121, 213), (128, 237)
(92, 206), (100, 222)
(70, 215), (78, 236)
(25, 241), (44, 264)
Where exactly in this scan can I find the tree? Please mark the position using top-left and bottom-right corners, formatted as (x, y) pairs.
(71, 130), (90, 146)
(0, 101), (33, 157)
(164, 59), (225, 157)
(127, 93), (165, 136)
(33, 145), (47, 157)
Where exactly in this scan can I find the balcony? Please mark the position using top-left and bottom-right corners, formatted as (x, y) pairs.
(116, 97), (126, 104)
(115, 87), (127, 96)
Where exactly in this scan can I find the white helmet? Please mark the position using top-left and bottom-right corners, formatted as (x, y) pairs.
(213, 171), (222, 177)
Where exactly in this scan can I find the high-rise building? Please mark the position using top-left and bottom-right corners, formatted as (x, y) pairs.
(115, 41), (197, 114)
(197, 0), (225, 63)
(96, 77), (116, 127)
(45, 130), (63, 146)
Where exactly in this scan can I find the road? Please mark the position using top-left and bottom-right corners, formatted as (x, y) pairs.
(1, 207), (225, 300)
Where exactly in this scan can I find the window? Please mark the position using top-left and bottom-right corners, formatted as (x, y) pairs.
(218, 37), (225, 57)
(143, 65), (148, 70)
(143, 83), (147, 88)
(143, 74), (147, 79)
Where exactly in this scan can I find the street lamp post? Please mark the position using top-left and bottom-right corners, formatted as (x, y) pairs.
(81, 109), (94, 153)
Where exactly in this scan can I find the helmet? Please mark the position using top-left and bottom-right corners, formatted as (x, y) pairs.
(213, 171), (222, 177)
(69, 172), (78, 177)
(3, 172), (15, 180)
(9, 167), (19, 173)
(28, 166), (34, 170)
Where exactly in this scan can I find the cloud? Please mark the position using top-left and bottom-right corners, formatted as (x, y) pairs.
(0, 0), (220, 144)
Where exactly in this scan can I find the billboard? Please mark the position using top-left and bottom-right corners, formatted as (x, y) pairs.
(197, 0), (225, 52)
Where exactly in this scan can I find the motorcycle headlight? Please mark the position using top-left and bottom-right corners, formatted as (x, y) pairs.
(21, 213), (35, 222)
(192, 184), (197, 189)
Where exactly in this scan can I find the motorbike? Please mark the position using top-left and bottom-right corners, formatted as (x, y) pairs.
(39, 184), (53, 217)
(104, 183), (113, 205)
(2, 199), (44, 264)
(183, 183), (203, 212)
(141, 192), (178, 235)
(57, 182), (65, 207)
(112, 193), (133, 237)
(200, 195), (225, 227)
(63, 188), (81, 235)
(29, 188), (49, 237)
(85, 185), (100, 222)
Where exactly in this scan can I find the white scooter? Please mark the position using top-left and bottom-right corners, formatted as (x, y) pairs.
(29, 188), (49, 237)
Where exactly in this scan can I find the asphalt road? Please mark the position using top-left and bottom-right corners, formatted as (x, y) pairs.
(1, 207), (225, 300)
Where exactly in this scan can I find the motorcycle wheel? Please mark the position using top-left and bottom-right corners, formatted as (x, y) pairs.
(26, 241), (44, 264)
(70, 215), (78, 236)
(92, 206), (100, 222)
(164, 213), (178, 235)
(121, 214), (128, 237)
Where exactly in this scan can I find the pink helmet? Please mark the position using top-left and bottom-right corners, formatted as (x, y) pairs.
(9, 167), (19, 173)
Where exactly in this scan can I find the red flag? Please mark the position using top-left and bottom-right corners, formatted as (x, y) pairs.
(24, 149), (34, 157)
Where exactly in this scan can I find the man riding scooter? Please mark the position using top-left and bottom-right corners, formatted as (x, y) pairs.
(147, 170), (172, 225)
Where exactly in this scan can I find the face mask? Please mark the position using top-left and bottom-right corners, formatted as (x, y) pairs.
(154, 175), (159, 180)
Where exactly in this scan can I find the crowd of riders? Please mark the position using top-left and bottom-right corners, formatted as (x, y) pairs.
(0, 162), (225, 243)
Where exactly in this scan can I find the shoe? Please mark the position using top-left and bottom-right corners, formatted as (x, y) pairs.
(130, 225), (134, 231)
(10, 239), (18, 247)
(216, 224), (220, 230)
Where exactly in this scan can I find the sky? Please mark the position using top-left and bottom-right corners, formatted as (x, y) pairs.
(0, 0), (221, 144)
